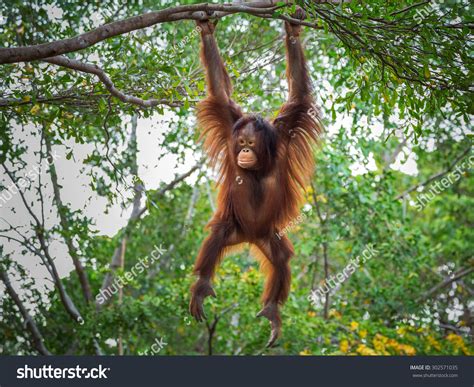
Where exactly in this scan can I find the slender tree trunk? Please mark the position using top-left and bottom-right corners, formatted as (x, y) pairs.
(43, 129), (92, 303)
(0, 269), (52, 355)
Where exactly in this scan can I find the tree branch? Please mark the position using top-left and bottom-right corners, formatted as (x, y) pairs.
(389, 1), (431, 17)
(96, 160), (201, 309)
(421, 265), (474, 300)
(183, 181), (201, 230)
(205, 303), (238, 355)
(43, 130), (93, 302)
(396, 146), (472, 200)
(0, 94), (183, 108)
(96, 116), (142, 310)
(2, 163), (83, 323)
(0, 2), (292, 64)
(310, 181), (330, 319)
(136, 161), (203, 218)
(0, 268), (52, 355)
(43, 56), (182, 108)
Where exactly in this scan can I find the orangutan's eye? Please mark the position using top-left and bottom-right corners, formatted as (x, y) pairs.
(248, 141), (254, 146)
(239, 139), (245, 145)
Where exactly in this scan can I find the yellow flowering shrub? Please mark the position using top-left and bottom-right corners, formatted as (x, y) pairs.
(426, 335), (441, 352)
(299, 349), (311, 356)
(340, 339), (350, 354)
(349, 321), (359, 331)
(356, 344), (377, 356)
(446, 333), (471, 355)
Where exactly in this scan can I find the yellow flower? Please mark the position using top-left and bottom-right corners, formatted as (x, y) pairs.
(446, 333), (462, 345)
(377, 335), (417, 356)
(328, 309), (342, 319)
(350, 321), (359, 331)
(299, 349), (311, 356)
(373, 334), (389, 355)
(427, 335), (441, 351)
(316, 194), (327, 203)
(359, 330), (368, 339)
(241, 268), (255, 281)
(398, 344), (416, 356)
(307, 311), (316, 318)
(30, 104), (41, 115)
(356, 344), (377, 356)
(340, 339), (349, 354)
(446, 333), (471, 355)
(396, 327), (407, 336)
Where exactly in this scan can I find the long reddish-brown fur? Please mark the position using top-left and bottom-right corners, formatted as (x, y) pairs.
(190, 13), (322, 346)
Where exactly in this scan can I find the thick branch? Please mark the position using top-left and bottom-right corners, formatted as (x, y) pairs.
(0, 269), (52, 355)
(0, 2), (287, 64)
(0, 94), (183, 108)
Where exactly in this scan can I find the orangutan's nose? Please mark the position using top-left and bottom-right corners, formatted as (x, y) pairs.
(242, 148), (250, 153)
